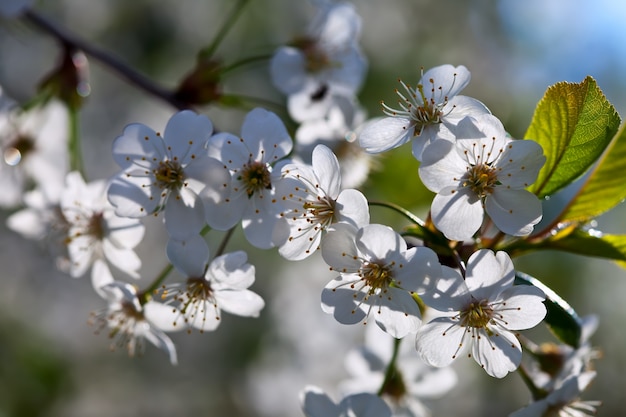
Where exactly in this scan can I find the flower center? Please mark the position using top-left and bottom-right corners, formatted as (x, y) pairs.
(465, 164), (499, 198)
(3, 135), (35, 166)
(291, 37), (333, 73)
(239, 160), (272, 197)
(87, 212), (107, 241)
(459, 299), (493, 328)
(410, 83), (444, 129)
(303, 196), (336, 227)
(154, 160), (185, 190)
(182, 277), (213, 304)
(361, 261), (393, 289)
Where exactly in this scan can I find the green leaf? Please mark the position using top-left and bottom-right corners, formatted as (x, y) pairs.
(560, 122), (626, 222)
(514, 272), (582, 347)
(546, 228), (626, 262)
(525, 76), (621, 198)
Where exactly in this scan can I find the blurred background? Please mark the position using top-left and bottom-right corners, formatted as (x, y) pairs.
(1, 0), (626, 415)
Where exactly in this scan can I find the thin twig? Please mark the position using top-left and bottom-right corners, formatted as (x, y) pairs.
(23, 9), (189, 110)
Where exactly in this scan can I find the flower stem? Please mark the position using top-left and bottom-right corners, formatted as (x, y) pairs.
(67, 106), (84, 176)
(23, 10), (188, 110)
(215, 226), (236, 258)
(220, 54), (273, 75)
(377, 337), (402, 396)
(199, 0), (251, 61)
(368, 200), (425, 226)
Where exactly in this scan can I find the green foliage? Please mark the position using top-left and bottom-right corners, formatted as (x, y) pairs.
(560, 122), (626, 223)
(514, 272), (582, 348)
(525, 76), (621, 198)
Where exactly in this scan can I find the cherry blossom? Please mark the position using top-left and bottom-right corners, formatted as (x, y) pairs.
(415, 249), (546, 378)
(202, 107), (292, 249)
(275, 144), (369, 260)
(163, 236), (265, 333)
(61, 171), (144, 283)
(107, 110), (228, 240)
(510, 371), (600, 417)
(418, 114), (545, 241)
(270, 1), (367, 98)
(90, 280), (180, 365)
(341, 324), (457, 417)
(358, 65), (490, 160)
(321, 223), (440, 338)
(0, 96), (69, 208)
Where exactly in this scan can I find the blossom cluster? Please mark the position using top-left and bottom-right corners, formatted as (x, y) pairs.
(1, 0), (605, 416)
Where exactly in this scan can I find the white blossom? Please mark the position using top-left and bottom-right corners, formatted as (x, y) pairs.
(202, 107), (293, 249)
(415, 249), (546, 378)
(270, 1), (367, 98)
(358, 64), (489, 160)
(341, 324), (457, 417)
(418, 114), (545, 241)
(163, 236), (264, 333)
(90, 280), (180, 365)
(275, 144), (369, 260)
(107, 110), (228, 241)
(61, 171), (144, 283)
(321, 223), (440, 338)
(0, 96), (69, 208)
(510, 371), (600, 417)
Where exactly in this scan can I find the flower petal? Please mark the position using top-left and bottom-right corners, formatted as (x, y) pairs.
(472, 327), (521, 378)
(430, 189), (484, 241)
(486, 189), (542, 236)
(358, 116), (412, 154)
(415, 317), (467, 368)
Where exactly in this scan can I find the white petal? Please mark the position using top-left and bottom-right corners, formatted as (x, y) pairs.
(497, 139), (546, 188)
(321, 280), (368, 324)
(373, 287), (421, 338)
(430, 189), (484, 241)
(464, 249), (514, 301)
(270, 47), (307, 95)
(241, 108), (293, 162)
(421, 64), (471, 100)
(106, 214), (145, 249)
(300, 386), (341, 417)
(112, 123), (165, 170)
(321, 223), (360, 271)
(216, 289), (265, 317)
(162, 111), (213, 163)
(108, 176), (157, 217)
(496, 285), (547, 330)
(208, 251), (254, 288)
(164, 188), (206, 239)
(419, 266), (469, 312)
(207, 132), (249, 169)
(415, 318), (466, 368)
(166, 235), (209, 277)
(341, 393), (392, 417)
(356, 224), (404, 260)
(358, 117), (412, 154)
(102, 239), (141, 278)
(486, 189), (542, 236)
(443, 95), (491, 124)
(472, 327), (521, 378)
(418, 139), (463, 192)
(188, 157), (231, 203)
(91, 259), (115, 298)
(312, 144), (341, 197)
(144, 301), (184, 332)
(204, 188), (246, 231)
(335, 189), (370, 227)
(242, 200), (281, 249)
